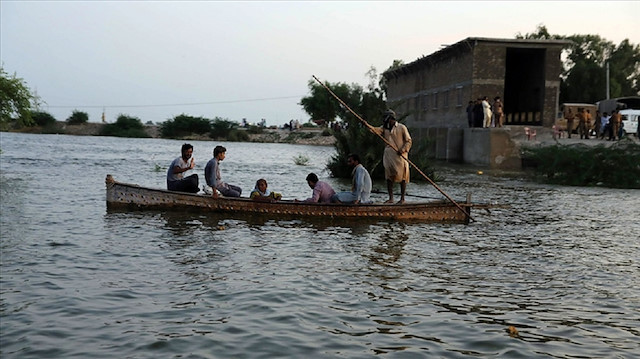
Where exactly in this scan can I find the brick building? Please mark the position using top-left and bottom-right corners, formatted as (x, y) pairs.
(383, 37), (570, 129)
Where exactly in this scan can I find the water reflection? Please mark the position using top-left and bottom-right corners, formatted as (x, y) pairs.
(366, 224), (409, 267)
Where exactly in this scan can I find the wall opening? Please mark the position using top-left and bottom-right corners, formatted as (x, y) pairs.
(504, 48), (546, 125)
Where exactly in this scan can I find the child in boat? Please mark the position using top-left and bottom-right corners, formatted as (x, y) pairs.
(250, 179), (282, 201)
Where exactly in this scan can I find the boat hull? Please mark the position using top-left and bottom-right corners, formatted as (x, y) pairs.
(106, 175), (471, 224)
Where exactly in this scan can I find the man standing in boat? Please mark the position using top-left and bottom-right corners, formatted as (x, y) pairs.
(166, 143), (199, 193)
(372, 110), (412, 204)
(204, 145), (242, 198)
(331, 154), (372, 204)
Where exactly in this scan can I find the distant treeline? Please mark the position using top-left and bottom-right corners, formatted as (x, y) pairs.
(15, 110), (261, 140)
(160, 114), (250, 141)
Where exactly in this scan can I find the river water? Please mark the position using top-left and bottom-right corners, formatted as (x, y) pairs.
(1, 132), (639, 358)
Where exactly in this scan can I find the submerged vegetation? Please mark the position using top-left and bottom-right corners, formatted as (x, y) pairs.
(522, 139), (640, 188)
(293, 154), (310, 166)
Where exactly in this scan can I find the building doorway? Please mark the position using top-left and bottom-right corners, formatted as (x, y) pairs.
(504, 48), (546, 125)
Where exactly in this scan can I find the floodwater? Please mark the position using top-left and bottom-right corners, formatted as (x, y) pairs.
(1, 132), (639, 358)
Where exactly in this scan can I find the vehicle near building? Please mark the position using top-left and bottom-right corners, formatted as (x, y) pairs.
(555, 103), (598, 133)
(619, 109), (639, 136)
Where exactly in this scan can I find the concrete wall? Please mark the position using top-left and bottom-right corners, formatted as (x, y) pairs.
(410, 126), (523, 170)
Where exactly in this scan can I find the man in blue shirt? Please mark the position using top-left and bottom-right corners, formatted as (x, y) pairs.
(204, 145), (242, 198)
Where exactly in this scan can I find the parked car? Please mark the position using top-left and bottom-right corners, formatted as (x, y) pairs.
(619, 109), (639, 136)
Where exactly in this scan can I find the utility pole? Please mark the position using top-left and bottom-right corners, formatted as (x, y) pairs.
(606, 62), (610, 99)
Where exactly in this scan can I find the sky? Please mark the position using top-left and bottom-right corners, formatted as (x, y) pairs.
(2, 1), (639, 127)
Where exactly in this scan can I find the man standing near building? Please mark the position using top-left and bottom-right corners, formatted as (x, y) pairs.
(577, 108), (590, 139)
(482, 96), (493, 128)
(610, 110), (622, 141)
(564, 107), (575, 138)
(372, 110), (412, 204)
(473, 99), (484, 128)
(466, 101), (474, 128)
(492, 97), (504, 127)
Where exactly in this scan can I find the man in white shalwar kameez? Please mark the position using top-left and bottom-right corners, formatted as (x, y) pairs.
(373, 110), (412, 204)
(482, 96), (493, 128)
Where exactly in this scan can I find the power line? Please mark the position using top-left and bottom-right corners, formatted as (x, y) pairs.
(46, 95), (306, 109)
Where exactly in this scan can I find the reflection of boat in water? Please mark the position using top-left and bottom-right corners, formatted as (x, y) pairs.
(106, 175), (472, 224)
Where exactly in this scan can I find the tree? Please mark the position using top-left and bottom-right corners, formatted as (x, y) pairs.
(302, 67), (436, 180)
(31, 111), (57, 127)
(210, 117), (239, 139)
(0, 67), (35, 128)
(67, 110), (89, 125)
(160, 114), (211, 138)
(378, 59), (404, 97)
(100, 114), (149, 138)
(299, 80), (356, 127)
(517, 25), (640, 103)
(608, 39), (640, 96)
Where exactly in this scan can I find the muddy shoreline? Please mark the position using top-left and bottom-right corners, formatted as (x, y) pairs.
(9, 122), (336, 146)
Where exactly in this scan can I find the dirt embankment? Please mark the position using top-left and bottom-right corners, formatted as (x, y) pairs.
(11, 122), (335, 146)
(247, 129), (335, 146)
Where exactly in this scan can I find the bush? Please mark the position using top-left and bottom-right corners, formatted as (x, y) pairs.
(522, 139), (640, 188)
(408, 137), (437, 181)
(161, 114), (211, 138)
(100, 114), (149, 138)
(31, 111), (57, 127)
(67, 110), (89, 125)
(210, 118), (239, 139)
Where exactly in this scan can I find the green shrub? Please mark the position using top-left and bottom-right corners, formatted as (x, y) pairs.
(293, 154), (310, 166)
(67, 110), (89, 125)
(100, 114), (149, 138)
(408, 137), (437, 181)
(210, 118), (239, 139)
(31, 111), (57, 127)
(522, 139), (640, 188)
(161, 114), (211, 138)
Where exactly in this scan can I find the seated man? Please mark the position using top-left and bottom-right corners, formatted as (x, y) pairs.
(301, 172), (335, 203)
(166, 143), (199, 193)
(331, 154), (372, 204)
(250, 178), (282, 201)
(204, 145), (242, 198)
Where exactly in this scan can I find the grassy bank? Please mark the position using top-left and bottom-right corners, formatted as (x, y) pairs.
(522, 138), (640, 188)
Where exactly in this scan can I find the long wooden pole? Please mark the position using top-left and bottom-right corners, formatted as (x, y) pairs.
(312, 75), (473, 222)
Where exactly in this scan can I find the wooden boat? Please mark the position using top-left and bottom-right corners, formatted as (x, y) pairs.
(106, 175), (472, 224)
